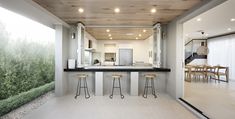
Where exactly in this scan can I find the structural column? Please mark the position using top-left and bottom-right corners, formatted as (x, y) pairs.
(77, 23), (85, 67)
(95, 72), (103, 96)
(55, 24), (69, 96)
(130, 72), (139, 96)
(153, 23), (162, 67)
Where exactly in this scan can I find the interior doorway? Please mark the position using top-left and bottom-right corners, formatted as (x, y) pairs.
(182, 0), (235, 118)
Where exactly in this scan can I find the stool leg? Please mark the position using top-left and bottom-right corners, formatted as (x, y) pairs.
(78, 79), (81, 96)
(75, 79), (80, 99)
(143, 78), (149, 98)
(151, 79), (157, 98)
(118, 78), (124, 99)
(84, 78), (90, 99)
(143, 78), (147, 98)
(109, 78), (115, 99)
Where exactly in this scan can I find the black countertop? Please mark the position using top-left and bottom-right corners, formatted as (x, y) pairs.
(64, 66), (171, 72)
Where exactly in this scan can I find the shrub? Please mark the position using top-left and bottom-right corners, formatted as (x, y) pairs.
(0, 82), (54, 116)
(0, 21), (55, 100)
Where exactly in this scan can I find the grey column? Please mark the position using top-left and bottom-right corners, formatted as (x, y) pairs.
(55, 24), (69, 96)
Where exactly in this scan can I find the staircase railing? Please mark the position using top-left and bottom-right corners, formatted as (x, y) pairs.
(185, 39), (207, 64)
(185, 40), (194, 59)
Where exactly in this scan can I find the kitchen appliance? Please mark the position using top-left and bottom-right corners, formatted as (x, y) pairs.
(68, 59), (76, 69)
(119, 49), (133, 66)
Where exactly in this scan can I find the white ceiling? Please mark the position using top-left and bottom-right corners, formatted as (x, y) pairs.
(184, 0), (235, 43)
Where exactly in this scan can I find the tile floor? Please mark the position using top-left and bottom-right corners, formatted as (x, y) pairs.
(184, 80), (235, 119)
(23, 93), (197, 119)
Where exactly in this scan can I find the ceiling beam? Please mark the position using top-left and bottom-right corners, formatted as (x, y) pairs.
(85, 25), (153, 28)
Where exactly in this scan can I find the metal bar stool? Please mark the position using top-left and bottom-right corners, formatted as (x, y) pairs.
(75, 74), (90, 99)
(143, 74), (157, 98)
(109, 74), (124, 99)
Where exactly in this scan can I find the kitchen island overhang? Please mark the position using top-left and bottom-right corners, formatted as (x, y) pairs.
(64, 66), (171, 96)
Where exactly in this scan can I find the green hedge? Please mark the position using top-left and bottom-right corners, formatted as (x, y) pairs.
(0, 21), (55, 100)
(0, 82), (55, 116)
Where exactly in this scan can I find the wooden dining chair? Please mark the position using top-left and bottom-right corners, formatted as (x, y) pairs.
(215, 66), (229, 83)
(193, 65), (205, 82)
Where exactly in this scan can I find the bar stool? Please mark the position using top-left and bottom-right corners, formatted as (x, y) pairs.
(75, 74), (90, 99)
(109, 74), (124, 99)
(143, 74), (157, 98)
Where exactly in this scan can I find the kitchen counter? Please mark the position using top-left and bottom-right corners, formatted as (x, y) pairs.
(64, 66), (171, 72)
(64, 65), (170, 96)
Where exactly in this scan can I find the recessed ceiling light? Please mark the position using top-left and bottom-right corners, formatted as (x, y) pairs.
(205, 34), (209, 36)
(138, 34), (142, 37)
(136, 37), (139, 40)
(185, 34), (189, 37)
(114, 8), (120, 13)
(151, 8), (156, 13)
(106, 29), (110, 32)
(143, 29), (146, 32)
(196, 18), (202, 22)
(78, 8), (84, 13)
(110, 37), (112, 40)
(108, 34), (112, 37)
(227, 28), (232, 31)
(231, 18), (235, 22)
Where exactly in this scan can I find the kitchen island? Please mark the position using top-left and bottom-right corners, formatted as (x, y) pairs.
(64, 66), (170, 96)
(64, 65), (170, 72)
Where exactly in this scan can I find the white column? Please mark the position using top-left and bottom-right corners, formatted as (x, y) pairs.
(55, 24), (69, 96)
(77, 23), (85, 67)
(153, 23), (162, 67)
(95, 72), (103, 96)
(130, 72), (139, 96)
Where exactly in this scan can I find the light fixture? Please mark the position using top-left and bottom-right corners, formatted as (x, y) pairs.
(136, 37), (139, 40)
(196, 18), (201, 22)
(227, 28), (232, 31)
(138, 34), (142, 37)
(151, 8), (156, 13)
(205, 34), (209, 36)
(108, 34), (112, 37)
(114, 8), (120, 13)
(185, 34), (189, 37)
(72, 33), (76, 39)
(143, 29), (146, 32)
(110, 37), (113, 40)
(106, 29), (110, 32)
(78, 8), (84, 13)
(230, 18), (235, 22)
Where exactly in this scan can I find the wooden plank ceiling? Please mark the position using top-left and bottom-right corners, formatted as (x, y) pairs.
(33, 0), (202, 40)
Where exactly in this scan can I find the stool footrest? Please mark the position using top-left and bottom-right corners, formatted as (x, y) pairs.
(113, 87), (122, 88)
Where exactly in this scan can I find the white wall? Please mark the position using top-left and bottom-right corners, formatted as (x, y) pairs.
(96, 36), (153, 64)
(84, 31), (97, 49)
(68, 29), (97, 59)
(188, 59), (207, 65)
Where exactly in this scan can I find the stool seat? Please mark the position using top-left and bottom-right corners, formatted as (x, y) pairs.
(144, 74), (156, 79)
(76, 74), (87, 78)
(112, 74), (122, 78)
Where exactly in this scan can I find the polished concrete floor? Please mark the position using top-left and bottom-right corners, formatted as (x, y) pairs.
(23, 93), (197, 119)
(184, 80), (235, 119)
